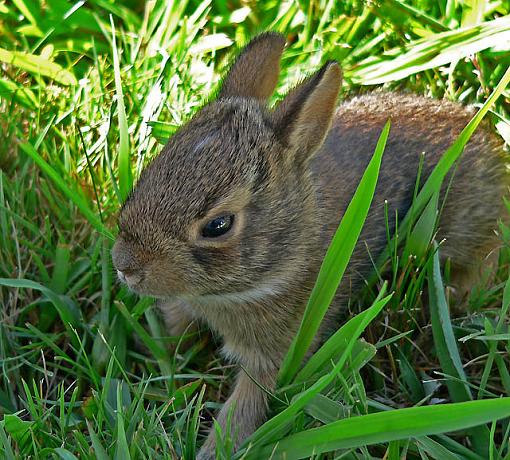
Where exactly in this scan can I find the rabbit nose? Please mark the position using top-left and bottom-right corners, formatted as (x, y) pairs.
(117, 268), (142, 287)
(117, 270), (127, 283)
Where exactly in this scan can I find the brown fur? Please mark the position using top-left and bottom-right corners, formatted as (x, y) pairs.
(111, 32), (508, 459)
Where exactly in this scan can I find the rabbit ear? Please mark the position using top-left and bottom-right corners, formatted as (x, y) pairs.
(273, 61), (342, 162)
(219, 32), (286, 102)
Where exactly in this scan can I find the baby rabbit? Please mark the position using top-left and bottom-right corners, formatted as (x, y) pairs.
(112, 32), (507, 458)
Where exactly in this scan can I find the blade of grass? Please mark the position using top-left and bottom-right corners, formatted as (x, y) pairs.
(187, 384), (206, 460)
(113, 382), (131, 460)
(0, 422), (16, 460)
(294, 287), (391, 383)
(110, 16), (132, 202)
(435, 434), (486, 460)
(402, 191), (439, 261)
(18, 142), (112, 239)
(428, 244), (490, 454)
(247, 398), (510, 459)
(92, 237), (113, 372)
(0, 278), (79, 327)
(114, 300), (171, 375)
(428, 245), (470, 400)
(0, 47), (77, 85)
(350, 16), (510, 84)
(53, 448), (79, 460)
(416, 436), (462, 460)
(279, 120), (390, 385)
(379, 0), (449, 32)
(304, 394), (349, 424)
(0, 79), (38, 108)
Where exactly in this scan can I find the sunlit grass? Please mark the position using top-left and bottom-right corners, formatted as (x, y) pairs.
(0, 0), (509, 458)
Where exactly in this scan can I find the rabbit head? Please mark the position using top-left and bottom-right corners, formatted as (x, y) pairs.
(112, 32), (342, 299)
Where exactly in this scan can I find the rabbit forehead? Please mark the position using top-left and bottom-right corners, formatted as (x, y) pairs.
(157, 98), (272, 180)
(119, 99), (274, 241)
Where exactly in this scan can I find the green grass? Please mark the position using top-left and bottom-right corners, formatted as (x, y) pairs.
(1, 0), (510, 458)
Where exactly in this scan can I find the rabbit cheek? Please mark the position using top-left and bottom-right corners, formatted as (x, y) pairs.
(190, 248), (216, 266)
(142, 268), (185, 296)
(191, 247), (233, 268)
(190, 246), (239, 279)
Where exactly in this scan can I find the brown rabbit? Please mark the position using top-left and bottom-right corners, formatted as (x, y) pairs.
(111, 32), (507, 458)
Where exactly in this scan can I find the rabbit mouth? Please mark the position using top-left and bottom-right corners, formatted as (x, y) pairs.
(180, 277), (284, 306)
(117, 272), (188, 298)
(117, 269), (144, 291)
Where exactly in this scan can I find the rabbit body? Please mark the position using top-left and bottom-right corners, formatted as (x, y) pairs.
(316, 93), (506, 321)
(112, 33), (507, 459)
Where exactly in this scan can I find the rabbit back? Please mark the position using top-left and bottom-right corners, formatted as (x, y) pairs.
(312, 92), (507, 326)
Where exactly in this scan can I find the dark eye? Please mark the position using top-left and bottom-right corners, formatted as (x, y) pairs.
(201, 215), (235, 238)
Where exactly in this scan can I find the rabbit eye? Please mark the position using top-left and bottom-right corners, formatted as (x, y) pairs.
(201, 215), (235, 238)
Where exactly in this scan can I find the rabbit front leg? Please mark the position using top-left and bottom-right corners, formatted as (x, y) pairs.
(197, 365), (277, 460)
(156, 298), (198, 349)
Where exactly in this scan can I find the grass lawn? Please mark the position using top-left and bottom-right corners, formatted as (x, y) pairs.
(1, 0), (510, 458)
